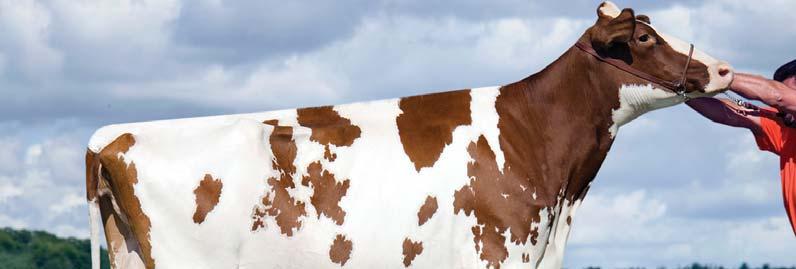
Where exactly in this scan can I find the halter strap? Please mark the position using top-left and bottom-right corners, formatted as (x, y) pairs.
(673, 44), (695, 94)
(573, 41), (694, 96)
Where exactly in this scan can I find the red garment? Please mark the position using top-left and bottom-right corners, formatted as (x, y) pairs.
(752, 107), (796, 235)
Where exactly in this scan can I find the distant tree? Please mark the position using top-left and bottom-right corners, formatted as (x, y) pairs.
(0, 227), (109, 269)
(740, 263), (751, 269)
(686, 262), (710, 269)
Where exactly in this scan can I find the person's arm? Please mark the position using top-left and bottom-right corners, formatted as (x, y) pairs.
(688, 97), (785, 154)
(685, 97), (762, 133)
(730, 73), (796, 114)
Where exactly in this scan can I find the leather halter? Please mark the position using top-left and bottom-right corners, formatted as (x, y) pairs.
(574, 41), (695, 98)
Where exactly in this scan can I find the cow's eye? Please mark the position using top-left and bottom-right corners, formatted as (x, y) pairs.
(638, 34), (650, 43)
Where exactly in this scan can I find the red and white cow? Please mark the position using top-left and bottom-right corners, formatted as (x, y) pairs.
(86, 2), (733, 268)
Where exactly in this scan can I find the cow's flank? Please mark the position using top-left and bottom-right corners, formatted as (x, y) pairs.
(397, 89), (472, 171)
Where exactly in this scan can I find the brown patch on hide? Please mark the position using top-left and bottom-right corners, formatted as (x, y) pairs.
(192, 174), (223, 224)
(252, 120), (307, 236)
(329, 234), (353, 266)
(301, 161), (350, 225)
(253, 118), (355, 235)
(251, 217), (263, 232)
(86, 150), (100, 201)
(396, 89), (472, 171)
(402, 238), (423, 267)
(453, 136), (539, 269)
(297, 106), (361, 147)
(323, 145), (337, 162)
(417, 196), (438, 226)
(522, 253), (530, 263)
(97, 133), (155, 269)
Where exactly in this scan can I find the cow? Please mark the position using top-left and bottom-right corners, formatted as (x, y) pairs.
(85, 2), (734, 269)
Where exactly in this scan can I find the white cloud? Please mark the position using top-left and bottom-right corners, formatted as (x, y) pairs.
(24, 144), (42, 165)
(0, 182), (22, 203)
(106, 15), (590, 111)
(0, 53), (5, 76)
(0, 213), (27, 229)
(51, 224), (89, 239)
(46, 0), (180, 81)
(618, 117), (662, 138)
(724, 216), (795, 260)
(0, 127), (93, 238)
(39, 135), (85, 183)
(111, 56), (348, 111)
(49, 192), (85, 215)
(48, 0), (178, 46)
(569, 190), (669, 245)
(0, 0), (63, 80)
(0, 137), (21, 172)
(651, 0), (796, 73)
(568, 190), (796, 268)
(647, 5), (695, 41)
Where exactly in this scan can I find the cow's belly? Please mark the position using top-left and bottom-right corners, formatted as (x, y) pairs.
(90, 86), (574, 268)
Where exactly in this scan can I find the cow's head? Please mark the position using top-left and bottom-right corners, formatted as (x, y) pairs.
(581, 2), (734, 133)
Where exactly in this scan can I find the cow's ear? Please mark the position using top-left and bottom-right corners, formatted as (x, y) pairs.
(591, 3), (636, 49)
(636, 14), (651, 24)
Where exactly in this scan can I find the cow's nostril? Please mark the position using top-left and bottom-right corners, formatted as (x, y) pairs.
(718, 66), (731, 77)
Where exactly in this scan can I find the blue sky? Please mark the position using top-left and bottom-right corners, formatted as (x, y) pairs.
(0, 0), (794, 267)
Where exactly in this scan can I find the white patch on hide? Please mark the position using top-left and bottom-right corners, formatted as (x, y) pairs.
(609, 84), (682, 138)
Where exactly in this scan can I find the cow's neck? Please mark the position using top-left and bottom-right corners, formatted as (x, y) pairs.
(483, 46), (647, 266)
(496, 46), (637, 207)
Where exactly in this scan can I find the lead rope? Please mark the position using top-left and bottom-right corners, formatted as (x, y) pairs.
(721, 92), (759, 111)
(721, 91), (796, 127)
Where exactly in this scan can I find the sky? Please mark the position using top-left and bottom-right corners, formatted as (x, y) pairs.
(0, 0), (795, 267)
